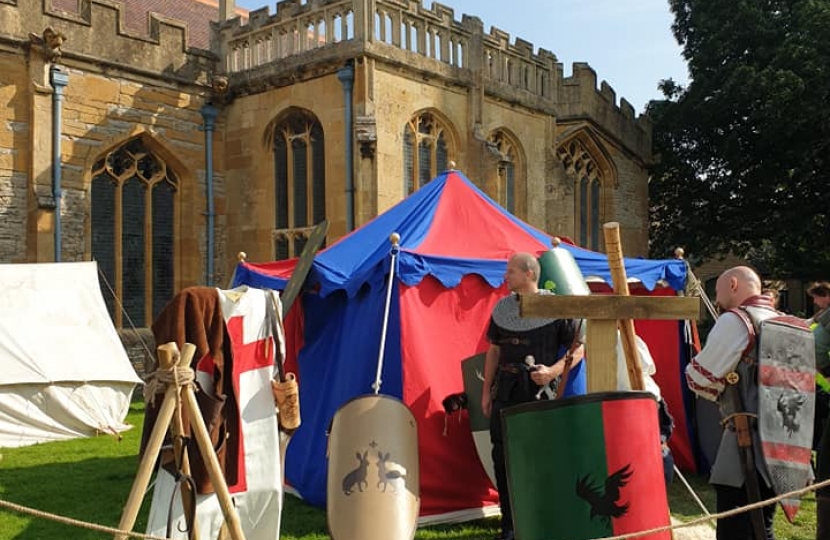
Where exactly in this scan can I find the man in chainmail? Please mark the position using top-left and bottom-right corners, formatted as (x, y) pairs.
(481, 252), (584, 540)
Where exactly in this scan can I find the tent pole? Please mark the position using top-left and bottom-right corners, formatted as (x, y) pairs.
(372, 233), (400, 394)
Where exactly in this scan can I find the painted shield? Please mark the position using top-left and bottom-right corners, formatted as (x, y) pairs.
(503, 392), (671, 540)
(757, 316), (816, 522)
(327, 394), (419, 540)
(461, 352), (496, 487)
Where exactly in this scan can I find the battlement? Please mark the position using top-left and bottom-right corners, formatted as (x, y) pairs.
(217, 0), (649, 156)
(0, 0), (215, 84)
(218, 0), (356, 73)
(50, 0), (239, 50)
(219, 0), (558, 96)
(558, 63), (652, 161)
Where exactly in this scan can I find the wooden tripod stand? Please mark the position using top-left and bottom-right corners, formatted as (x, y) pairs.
(115, 342), (246, 540)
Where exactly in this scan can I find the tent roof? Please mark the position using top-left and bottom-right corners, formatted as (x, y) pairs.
(234, 170), (686, 295)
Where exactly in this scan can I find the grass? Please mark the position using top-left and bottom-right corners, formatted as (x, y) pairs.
(0, 402), (818, 539)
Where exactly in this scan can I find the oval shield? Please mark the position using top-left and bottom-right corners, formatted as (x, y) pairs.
(327, 394), (420, 540)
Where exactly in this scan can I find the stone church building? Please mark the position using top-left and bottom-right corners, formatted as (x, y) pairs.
(0, 0), (653, 329)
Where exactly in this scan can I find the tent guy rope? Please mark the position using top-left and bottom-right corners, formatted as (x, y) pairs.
(4, 475), (828, 540)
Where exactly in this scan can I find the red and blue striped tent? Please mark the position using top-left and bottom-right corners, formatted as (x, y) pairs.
(232, 170), (695, 522)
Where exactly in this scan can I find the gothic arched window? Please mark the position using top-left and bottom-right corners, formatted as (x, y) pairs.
(271, 109), (326, 259)
(557, 138), (606, 251)
(91, 137), (177, 328)
(403, 111), (450, 195)
(487, 130), (524, 215)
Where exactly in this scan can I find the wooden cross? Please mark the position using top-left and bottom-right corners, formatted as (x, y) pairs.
(521, 223), (700, 392)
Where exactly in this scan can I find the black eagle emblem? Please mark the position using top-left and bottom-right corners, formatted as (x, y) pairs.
(777, 392), (806, 436)
(576, 464), (633, 522)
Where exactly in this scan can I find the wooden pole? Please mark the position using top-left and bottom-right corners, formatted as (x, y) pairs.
(170, 343), (199, 539)
(114, 343), (193, 540)
(182, 378), (247, 540)
(602, 222), (645, 391)
(116, 342), (247, 540)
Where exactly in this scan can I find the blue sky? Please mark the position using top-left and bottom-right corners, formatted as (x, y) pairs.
(233, 0), (690, 113)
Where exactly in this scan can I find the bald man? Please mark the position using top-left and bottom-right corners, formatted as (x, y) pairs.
(685, 266), (779, 540)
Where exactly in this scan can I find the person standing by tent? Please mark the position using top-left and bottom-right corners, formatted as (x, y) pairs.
(806, 281), (830, 539)
(614, 330), (675, 486)
(685, 266), (782, 540)
(481, 252), (584, 540)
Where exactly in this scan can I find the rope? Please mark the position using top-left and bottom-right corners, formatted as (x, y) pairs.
(2, 472), (829, 540)
(143, 365), (195, 408)
(672, 463), (716, 528)
(582, 476), (830, 540)
(0, 497), (173, 540)
(96, 264), (157, 363)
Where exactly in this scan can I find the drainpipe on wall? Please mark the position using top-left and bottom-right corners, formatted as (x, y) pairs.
(49, 64), (69, 262)
(200, 104), (219, 285)
(337, 63), (355, 232)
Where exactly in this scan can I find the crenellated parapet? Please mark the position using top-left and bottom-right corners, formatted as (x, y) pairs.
(0, 0), (215, 84)
(558, 63), (652, 162)
(218, 0), (558, 102)
(216, 0), (649, 159)
(217, 0), (358, 74)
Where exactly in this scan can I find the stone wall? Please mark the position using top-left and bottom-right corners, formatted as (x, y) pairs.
(0, 0), (657, 308)
(0, 0), (214, 82)
(41, 63), (215, 284)
(118, 327), (156, 379)
(558, 63), (653, 163)
(0, 172), (27, 262)
(608, 148), (649, 256)
(0, 0), (219, 286)
(220, 68), (348, 267)
(216, 0), (655, 263)
(371, 66), (469, 211)
(0, 48), (29, 263)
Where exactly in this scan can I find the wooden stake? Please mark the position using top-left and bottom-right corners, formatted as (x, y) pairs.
(170, 343), (199, 540)
(114, 343), (193, 540)
(181, 365), (247, 540)
(603, 222), (645, 391)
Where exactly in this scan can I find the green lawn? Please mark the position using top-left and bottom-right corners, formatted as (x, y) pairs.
(0, 403), (817, 539)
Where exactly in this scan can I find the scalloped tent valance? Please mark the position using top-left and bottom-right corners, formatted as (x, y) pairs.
(233, 169), (686, 295)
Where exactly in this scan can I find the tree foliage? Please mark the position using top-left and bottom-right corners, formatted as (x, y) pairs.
(649, 0), (830, 277)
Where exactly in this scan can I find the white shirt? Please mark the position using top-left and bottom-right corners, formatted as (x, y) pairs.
(616, 332), (662, 399)
(685, 312), (750, 401)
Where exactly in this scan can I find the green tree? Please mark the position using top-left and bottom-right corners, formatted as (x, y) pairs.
(649, 0), (830, 277)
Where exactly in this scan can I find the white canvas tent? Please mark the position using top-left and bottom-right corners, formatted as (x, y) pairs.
(0, 261), (142, 448)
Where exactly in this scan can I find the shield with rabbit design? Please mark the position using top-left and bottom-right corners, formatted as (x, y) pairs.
(327, 394), (420, 540)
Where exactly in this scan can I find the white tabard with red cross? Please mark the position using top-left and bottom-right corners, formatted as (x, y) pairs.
(147, 286), (284, 540)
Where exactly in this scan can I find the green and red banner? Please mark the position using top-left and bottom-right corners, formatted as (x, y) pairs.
(503, 392), (671, 540)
